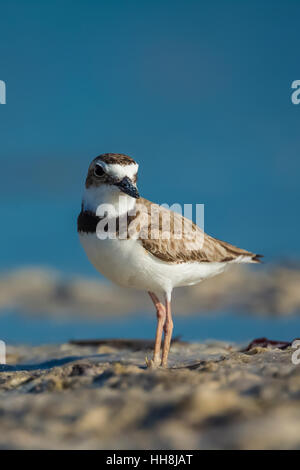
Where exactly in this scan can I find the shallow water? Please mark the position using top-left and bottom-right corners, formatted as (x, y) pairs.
(0, 310), (299, 346)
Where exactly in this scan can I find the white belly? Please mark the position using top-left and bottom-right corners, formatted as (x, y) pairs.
(79, 233), (228, 296)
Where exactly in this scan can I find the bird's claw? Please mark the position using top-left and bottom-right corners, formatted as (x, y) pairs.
(145, 356), (161, 369)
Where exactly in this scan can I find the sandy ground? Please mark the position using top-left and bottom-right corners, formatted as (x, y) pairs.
(1, 339), (300, 449)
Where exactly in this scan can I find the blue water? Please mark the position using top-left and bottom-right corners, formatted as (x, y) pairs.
(0, 311), (299, 346)
(1, 1), (300, 274)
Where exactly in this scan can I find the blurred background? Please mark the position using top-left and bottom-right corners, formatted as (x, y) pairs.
(0, 0), (300, 345)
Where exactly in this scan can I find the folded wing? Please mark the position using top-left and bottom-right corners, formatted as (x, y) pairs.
(132, 198), (262, 265)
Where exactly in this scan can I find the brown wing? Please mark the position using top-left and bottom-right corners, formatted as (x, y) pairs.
(130, 198), (261, 264)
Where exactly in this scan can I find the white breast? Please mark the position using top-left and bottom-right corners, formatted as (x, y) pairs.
(79, 232), (228, 297)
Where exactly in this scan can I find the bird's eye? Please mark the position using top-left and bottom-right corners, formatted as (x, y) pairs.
(94, 164), (105, 177)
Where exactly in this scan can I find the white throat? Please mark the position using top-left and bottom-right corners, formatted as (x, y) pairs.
(83, 184), (137, 217)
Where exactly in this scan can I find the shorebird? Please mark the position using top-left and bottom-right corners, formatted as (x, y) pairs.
(78, 153), (262, 368)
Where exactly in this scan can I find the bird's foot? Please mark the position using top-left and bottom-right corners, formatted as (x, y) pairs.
(145, 355), (161, 369)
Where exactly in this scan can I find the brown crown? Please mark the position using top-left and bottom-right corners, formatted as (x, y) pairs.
(94, 153), (136, 166)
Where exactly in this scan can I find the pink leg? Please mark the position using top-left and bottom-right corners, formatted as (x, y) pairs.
(147, 292), (166, 368)
(161, 297), (173, 368)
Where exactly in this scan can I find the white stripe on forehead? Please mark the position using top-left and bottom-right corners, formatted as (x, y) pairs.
(101, 162), (138, 180)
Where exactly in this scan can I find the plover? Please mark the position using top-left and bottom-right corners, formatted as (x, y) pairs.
(78, 153), (262, 367)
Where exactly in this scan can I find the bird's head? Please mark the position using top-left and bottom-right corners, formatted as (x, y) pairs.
(82, 153), (140, 213)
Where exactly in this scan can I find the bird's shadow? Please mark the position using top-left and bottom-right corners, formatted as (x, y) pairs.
(0, 353), (112, 373)
(0, 337), (190, 373)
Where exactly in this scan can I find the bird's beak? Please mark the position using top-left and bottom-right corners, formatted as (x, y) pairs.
(115, 176), (140, 199)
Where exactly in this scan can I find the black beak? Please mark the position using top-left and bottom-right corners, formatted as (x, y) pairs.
(116, 176), (140, 199)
